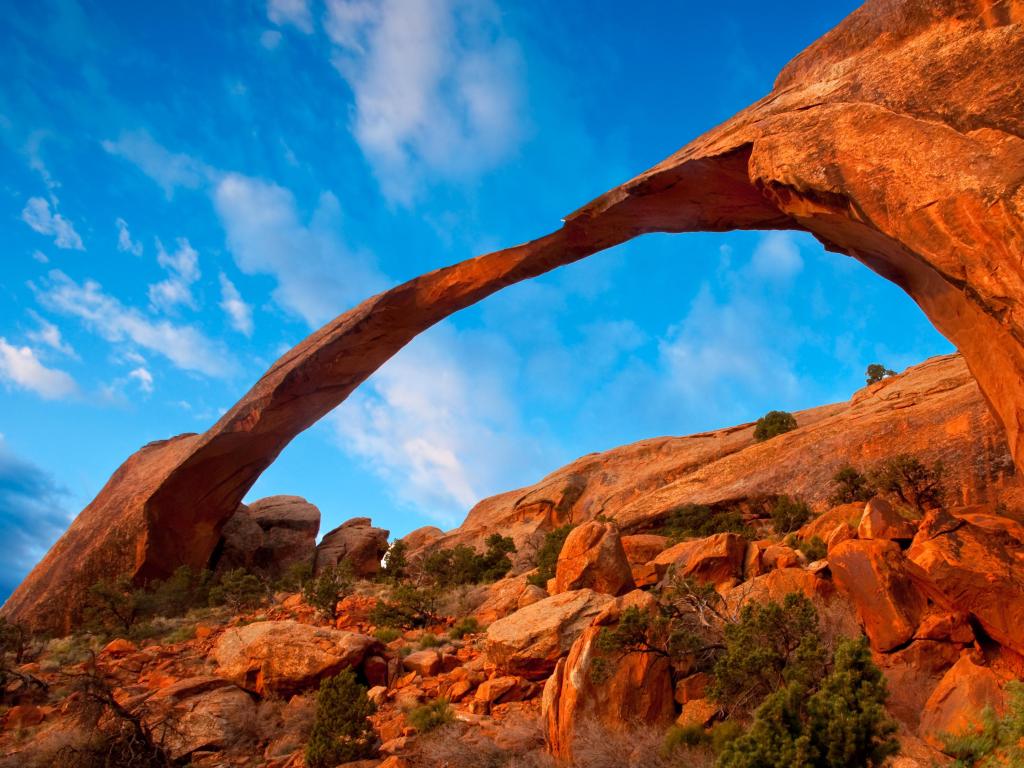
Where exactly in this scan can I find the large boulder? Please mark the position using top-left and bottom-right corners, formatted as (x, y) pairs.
(315, 517), (390, 577)
(828, 538), (942, 652)
(485, 589), (613, 680)
(552, 522), (635, 596)
(543, 625), (675, 763)
(7, 0), (1024, 636)
(143, 676), (257, 760)
(908, 509), (1024, 656)
(620, 533), (669, 583)
(212, 620), (378, 696)
(639, 533), (747, 589)
(214, 496), (320, 577)
(473, 575), (548, 626)
(919, 655), (1009, 745)
(858, 497), (918, 542)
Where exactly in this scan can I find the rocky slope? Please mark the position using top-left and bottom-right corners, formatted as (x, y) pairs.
(423, 354), (1022, 561)
(7, 0), (1024, 634)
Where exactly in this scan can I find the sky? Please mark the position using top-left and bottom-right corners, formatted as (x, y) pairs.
(0, 0), (954, 599)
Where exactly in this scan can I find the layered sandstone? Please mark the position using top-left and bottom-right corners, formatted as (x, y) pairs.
(6, 0), (1024, 632)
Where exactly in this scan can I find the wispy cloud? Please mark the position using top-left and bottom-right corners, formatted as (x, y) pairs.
(21, 196), (84, 250)
(0, 438), (73, 600)
(213, 172), (385, 326)
(325, 0), (525, 202)
(218, 274), (254, 336)
(26, 311), (76, 357)
(129, 366), (154, 393)
(148, 238), (201, 313)
(115, 217), (143, 256)
(101, 130), (211, 197)
(37, 270), (234, 378)
(267, 0), (313, 32)
(750, 231), (803, 281)
(0, 337), (78, 400)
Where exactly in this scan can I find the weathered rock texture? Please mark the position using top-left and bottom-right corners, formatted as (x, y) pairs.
(314, 517), (389, 577)
(212, 495), (320, 577)
(6, 0), (1024, 632)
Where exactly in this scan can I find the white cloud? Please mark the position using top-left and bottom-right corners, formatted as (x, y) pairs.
(213, 173), (386, 326)
(0, 338), (78, 400)
(115, 217), (143, 256)
(102, 130), (211, 197)
(129, 366), (154, 393)
(267, 0), (313, 32)
(148, 238), (201, 312)
(331, 323), (546, 524)
(21, 197), (84, 250)
(26, 311), (75, 357)
(219, 274), (254, 336)
(325, 0), (524, 202)
(37, 271), (234, 378)
(31, 250), (49, 264)
(750, 231), (803, 281)
(260, 29), (283, 49)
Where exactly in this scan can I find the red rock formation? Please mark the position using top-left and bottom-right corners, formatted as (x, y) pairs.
(552, 522), (635, 596)
(6, 0), (1024, 632)
(315, 516), (390, 577)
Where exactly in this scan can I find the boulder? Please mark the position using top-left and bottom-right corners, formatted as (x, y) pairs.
(828, 539), (941, 652)
(620, 534), (669, 584)
(214, 496), (320, 577)
(400, 525), (444, 553)
(797, 503), (864, 542)
(879, 641), (963, 729)
(858, 497), (917, 542)
(908, 510), (1024, 656)
(316, 517), (390, 577)
(212, 620), (378, 696)
(761, 543), (804, 570)
(473, 576), (548, 625)
(553, 522), (635, 596)
(143, 676), (256, 759)
(642, 533), (747, 589)
(402, 650), (441, 677)
(485, 589), (612, 680)
(543, 625), (675, 763)
(920, 655), (1009, 745)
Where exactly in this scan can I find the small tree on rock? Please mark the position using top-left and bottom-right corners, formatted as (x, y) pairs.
(303, 560), (355, 620)
(869, 454), (945, 512)
(753, 411), (798, 442)
(829, 466), (875, 505)
(305, 669), (377, 767)
(865, 364), (896, 385)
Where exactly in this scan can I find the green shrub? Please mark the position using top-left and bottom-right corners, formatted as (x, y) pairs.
(769, 496), (812, 535)
(373, 627), (401, 643)
(527, 525), (574, 588)
(370, 585), (443, 629)
(83, 577), (146, 635)
(407, 698), (454, 733)
(753, 410), (797, 442)
(829, 466), (875, 505)
(147, 565), (214, 617)
(276, 561), (313, 593)
(942, 680), (1024, 767)
(305, 669), (377, 767)
(449, 617), (481, 640)
(710, 720), (745, 754)
(381, 540), (409, 582)
(419, 632), (441, 649)
(664, 723), (710, 753)
(664, 503), (748, 543)
(208, 568), (266, 612)
(710, 592), (826, 715)
(793, 535), (827, 562)
(869, 454), (945, 512)
(302, 560), (355, 620)
(421, 534), (516, 588)
(865, 363), (896, 385)
(716, 637), (898, 768)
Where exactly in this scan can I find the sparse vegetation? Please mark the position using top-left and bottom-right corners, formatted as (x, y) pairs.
(449, 616), (481, 640)
(146, 565), (214, 617)
(82, 577), (145, 635)
(209, 568), (267, 612)
(374, 626), (401, 643)
(865, 363), (896, 385)
(370, 584), (444, 629)
(421, 534), (516, 587)
(869, 454), (945, 512)
(382, 540), (409, 582)
(276, 560), (313, 592)
(942, 680), (1024, 767)
(753, 410), (797, 442)
(305, 669), (377, 767)
(663, 503), (748, 543)
(302, 560), (355, 620)
(828, 466), (875, 505)
(791, 535), (827, 562)
(528, 524), (575, 588)
(408, 698), (455, 733)
(769, 495), (812, 535)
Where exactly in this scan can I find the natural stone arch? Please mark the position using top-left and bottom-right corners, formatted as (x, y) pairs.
(5, 0), (1024, 633)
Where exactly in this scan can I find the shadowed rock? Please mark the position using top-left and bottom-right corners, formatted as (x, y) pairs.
(5, 0), (1024, 633)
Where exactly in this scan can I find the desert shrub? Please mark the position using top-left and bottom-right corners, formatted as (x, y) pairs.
(146, 565), (214, 617)
(302, 560), (355, 620)
(717, 637), (898, 768)
(664, 503), (748, 543)
(415, 719), (554, 768)
(828, 466), (875, 505)
(421, 534), (516, 588)
(276, 561), (313, 592)
(942, 680), (1024, 767)
(769, 495), (812, 535)
(208, 568), (267, 612)
(449, 616), (481, 640)
(305, 669), (377, 767)
(419, 632), (441, 649)
(573, 720), (713, 768)
(869, 454), (945, 511)
(408, 698), (455, 733)
(82, 577), (146, 635)
(0, 617), (28, 665)
(381, 540), (409, 582)
(753, 410), (797, 442)
(371, 584), (443, 629)
(710, 720), (745, 754)
(710, 592), (826, 716)
(865, 363), (896, 385)
(792, 535), (827, 562)
(664, 723), (710, 752)
(527, 524), (575, 588)
(374, 627), (400, 643)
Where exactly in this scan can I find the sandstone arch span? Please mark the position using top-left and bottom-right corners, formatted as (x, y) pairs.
(5, 0), (1024, 632)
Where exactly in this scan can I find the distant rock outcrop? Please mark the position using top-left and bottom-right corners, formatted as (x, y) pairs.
(315, 517), (389, 578)
(6, 0), (1024, 633)
(213, 495), (320, 577)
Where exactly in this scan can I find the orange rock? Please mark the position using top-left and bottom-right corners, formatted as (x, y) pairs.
(402, 650), (441, 677)
(315, 517), (389, 577)
(648, 533), (747, 590)
(761, 544), (804, 570)
(858, 498), (918, 542)
(798, 503), (863, 542)
(3, 704), (45, 729)
(879, 640), (963, 729)
(475, 676), (519, 705)
(920, 655), (1009, 746)
(553, 521), (635, 596)
(676, 698), (719, 728)
(100, 638), (138, 656)
(621, 534), (669, 583)
(473, 575), (547, 625)
(194, 623), (216, 640)
(675, 673), (709, 705)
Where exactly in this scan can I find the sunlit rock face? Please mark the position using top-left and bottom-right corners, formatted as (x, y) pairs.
(5, 0), (1024, 633)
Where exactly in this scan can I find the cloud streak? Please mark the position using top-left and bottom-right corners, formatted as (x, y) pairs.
(0, 338), (78, 400)
(21, 197), (84, 250)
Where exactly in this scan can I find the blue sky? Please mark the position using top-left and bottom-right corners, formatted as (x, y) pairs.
(0, 0), (953, 598)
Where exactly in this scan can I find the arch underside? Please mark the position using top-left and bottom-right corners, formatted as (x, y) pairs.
(4, 0), (1024, 632)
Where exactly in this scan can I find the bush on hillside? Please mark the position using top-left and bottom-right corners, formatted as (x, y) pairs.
(371, 584), (444, 629)
(870, 454), (945, 512)
(381, 540), (409, 582)
(769, 495), (812, 535)
(664, 504), (748, 543)
(146, 565), (214, 617)
(942, 680), (1024, 767)
(528, 525), (575, 588)
(303, 560), (355, 620)
(828, 466), (875, 505)
(208, 568), (266, 612)
(865, 363), (896, 385)
(791, 535), (827, 562)
(421, 534), (516, 588)
(753, 411), (797, 442)
(305, 669), (377, 767)
(82, 577), (146, 636)
(408, 698), (455, 733)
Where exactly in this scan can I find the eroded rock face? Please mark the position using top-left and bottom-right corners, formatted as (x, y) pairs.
(315, 517), (390, 577)
(213, 496), (320, 577)
(552, 522), (635, 596)
(6, 0), (1024, 633)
